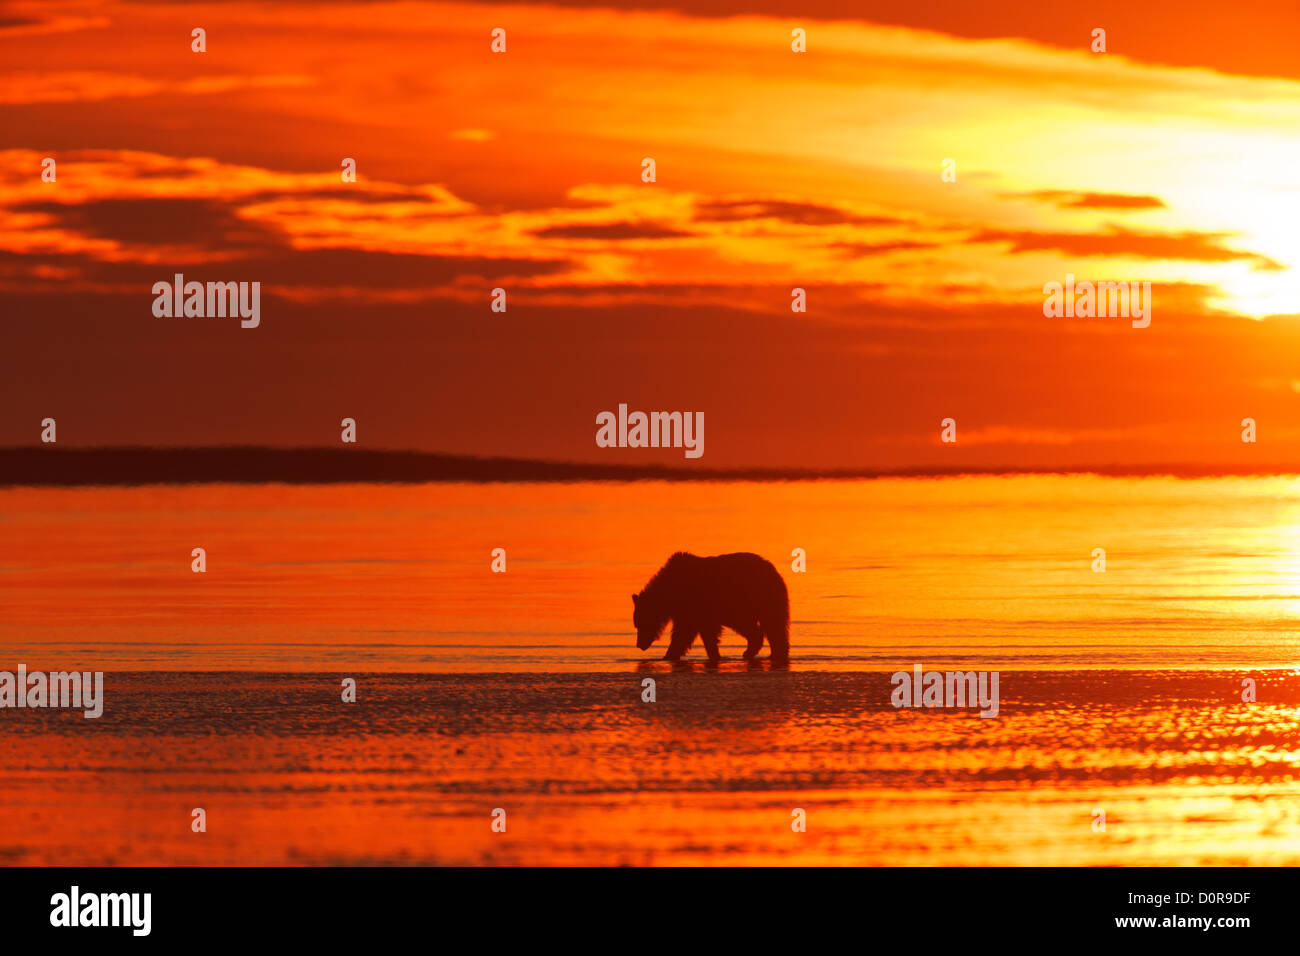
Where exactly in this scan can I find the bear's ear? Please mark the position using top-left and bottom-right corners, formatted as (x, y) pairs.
(631, 592), (638, 605)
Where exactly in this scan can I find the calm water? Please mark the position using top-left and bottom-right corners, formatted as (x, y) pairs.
(4, 476), (1300, 670)
(1, 476), (1299, 864)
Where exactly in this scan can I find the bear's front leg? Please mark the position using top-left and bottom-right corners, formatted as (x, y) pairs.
(699, 624), (722, 662)
(665, 620), (697, 660)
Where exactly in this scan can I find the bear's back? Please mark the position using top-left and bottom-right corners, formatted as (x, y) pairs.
(693, 552), (783, 595)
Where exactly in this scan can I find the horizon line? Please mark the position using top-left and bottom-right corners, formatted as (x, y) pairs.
(1, 446), (1298, 486)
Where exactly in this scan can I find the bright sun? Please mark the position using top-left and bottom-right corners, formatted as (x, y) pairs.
(1211, 264), (1300, 319)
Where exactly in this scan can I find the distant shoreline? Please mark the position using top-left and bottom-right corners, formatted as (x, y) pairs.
(1, 447), (1297, 486)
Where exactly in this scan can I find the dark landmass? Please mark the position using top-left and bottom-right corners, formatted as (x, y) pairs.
(1, 447), (1297, 486)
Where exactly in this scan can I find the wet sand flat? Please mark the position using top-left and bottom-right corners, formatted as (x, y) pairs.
(2, 670), (1297, 865)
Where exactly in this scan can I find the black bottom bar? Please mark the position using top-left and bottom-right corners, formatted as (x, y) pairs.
(1, 866), (1274, 943)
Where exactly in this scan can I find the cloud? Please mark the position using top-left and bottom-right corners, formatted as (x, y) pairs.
(13, 197), (283, 248)
(934, 425), (1147, 447)
(0, 72), (313, 105)
(439, 0), (1300, 82)
(1003, 190), (1167, 210)
(692, 199), (904, 227)
(532, 222), (694, 240)
(0, 13), (110, 39)
(4, 3), (1300, 325)
(969, 226), (1280, 266)
(830, 240), (941, 257)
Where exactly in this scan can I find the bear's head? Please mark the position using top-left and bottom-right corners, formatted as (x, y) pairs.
(632, 592), (666, 650)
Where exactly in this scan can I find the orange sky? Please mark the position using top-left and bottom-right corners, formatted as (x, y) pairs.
(3, 0), (1300, 469)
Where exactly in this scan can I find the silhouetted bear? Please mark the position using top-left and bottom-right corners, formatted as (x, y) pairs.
(632, 552), (789, 662)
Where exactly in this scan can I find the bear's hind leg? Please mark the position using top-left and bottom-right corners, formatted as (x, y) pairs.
(665, 620), (697, 660)
(699, 624), (722, 662)
(763, 619), (790, 663)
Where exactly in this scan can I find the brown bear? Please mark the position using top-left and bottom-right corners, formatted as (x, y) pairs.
(632, 552), (789, 662)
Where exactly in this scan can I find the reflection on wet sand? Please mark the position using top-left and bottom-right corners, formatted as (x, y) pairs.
(1, 670), (1297, 865)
